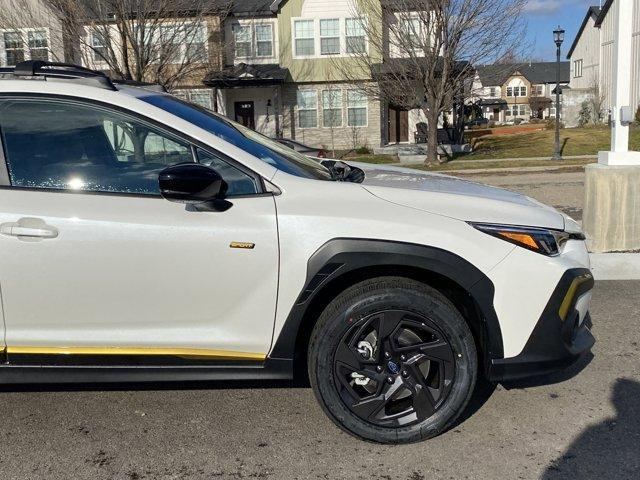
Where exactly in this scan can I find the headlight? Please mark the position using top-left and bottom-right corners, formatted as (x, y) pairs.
(469, 223), (585, 256)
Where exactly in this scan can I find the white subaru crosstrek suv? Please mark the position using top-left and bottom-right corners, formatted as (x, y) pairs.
(0, 62), (594, 444)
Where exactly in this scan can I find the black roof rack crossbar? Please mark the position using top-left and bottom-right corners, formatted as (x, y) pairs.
(1, 60), (117, 91)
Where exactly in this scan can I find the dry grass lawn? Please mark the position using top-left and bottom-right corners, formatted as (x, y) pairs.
(464, 125), (640, 160)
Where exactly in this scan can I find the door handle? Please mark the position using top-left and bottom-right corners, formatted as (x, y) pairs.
(0, 219), (58, 239)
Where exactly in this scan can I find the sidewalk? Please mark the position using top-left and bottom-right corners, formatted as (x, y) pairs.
(392, 154), (597, 166)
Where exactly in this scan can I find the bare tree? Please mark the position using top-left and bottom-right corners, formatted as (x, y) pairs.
(338, 0), (528, 164)
(529, 88), (549, 120)
(1, 0), (231, 91)
(588, 74), (606, 125)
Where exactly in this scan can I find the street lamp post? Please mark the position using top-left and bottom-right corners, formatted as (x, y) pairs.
(552, 26), (565, 161)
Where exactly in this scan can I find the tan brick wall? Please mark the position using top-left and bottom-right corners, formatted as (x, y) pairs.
(280, 82), (382, 151)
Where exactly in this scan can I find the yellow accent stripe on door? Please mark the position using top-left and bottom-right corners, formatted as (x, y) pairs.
(6, 346), (266, 361)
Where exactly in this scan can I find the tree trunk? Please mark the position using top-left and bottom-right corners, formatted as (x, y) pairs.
(425, 108), (439, 164)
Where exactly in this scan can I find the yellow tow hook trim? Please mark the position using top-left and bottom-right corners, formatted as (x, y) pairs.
(558, 273), (593, 321)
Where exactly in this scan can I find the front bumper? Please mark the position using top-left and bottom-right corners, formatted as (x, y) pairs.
(488, 268), (595, 382)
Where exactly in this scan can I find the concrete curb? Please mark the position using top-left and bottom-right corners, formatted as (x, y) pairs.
(589, 253), (640, 280)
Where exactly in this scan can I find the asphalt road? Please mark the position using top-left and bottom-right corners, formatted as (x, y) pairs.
(0, 280), (638, 480)
(464, 170), (586, 221)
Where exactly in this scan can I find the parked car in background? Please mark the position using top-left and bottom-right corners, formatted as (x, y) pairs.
(464, 117), (489, 128)
(272, 138), (326, 158)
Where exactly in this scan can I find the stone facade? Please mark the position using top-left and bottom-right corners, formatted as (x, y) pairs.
(280, 82), (383, 150)
(562, 88), (596, 128)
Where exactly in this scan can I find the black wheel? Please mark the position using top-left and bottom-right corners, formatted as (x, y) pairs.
(308, 277), (477, 444)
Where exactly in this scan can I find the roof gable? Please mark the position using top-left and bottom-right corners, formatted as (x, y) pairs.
(476, 61), (570, 87)
(567, 5), (601, 59)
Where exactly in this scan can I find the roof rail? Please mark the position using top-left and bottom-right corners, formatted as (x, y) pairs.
(0, 60), (117, 91)
(112, 79), (167, 93)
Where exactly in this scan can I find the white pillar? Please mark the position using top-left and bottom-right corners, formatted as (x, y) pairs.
(598, 0), (640, 166)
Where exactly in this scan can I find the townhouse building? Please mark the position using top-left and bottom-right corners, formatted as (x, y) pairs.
(206, 0), (434, 149)
(0, 0), (444, 150)
(471, 62), (570, 124)
(564, 0), (640, 127)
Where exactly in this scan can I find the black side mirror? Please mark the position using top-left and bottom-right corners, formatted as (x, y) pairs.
(159, 163), (228, 204)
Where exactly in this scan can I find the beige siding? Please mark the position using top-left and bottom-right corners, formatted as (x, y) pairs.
(569, 15), (601, 90)
(598, 0), (640, 112)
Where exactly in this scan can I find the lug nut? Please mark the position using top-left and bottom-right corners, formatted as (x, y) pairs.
(402, 370), (408, 377)
(384, 352), (391, 359)
(400, 355), (406, 361)
(376, 366), (383, 373)
(387, 377), (394, 384)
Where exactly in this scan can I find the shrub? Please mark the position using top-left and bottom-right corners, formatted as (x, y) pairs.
(545, 118), (565, 129)
(578, 101), (592, 127)
(355, 146), (371, 155)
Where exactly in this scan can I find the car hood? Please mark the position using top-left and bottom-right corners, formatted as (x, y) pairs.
(351, 162), (566, 230)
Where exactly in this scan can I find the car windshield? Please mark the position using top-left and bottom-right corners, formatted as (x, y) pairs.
(139, 94), (333, 180)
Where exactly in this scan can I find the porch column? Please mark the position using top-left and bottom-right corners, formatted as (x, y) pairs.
(274, 86), (281, 138)
(598, 0), (640, 166)
(583, 0), (640, 252)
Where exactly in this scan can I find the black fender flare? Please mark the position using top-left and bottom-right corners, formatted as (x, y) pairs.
(270, 238), (504, 363)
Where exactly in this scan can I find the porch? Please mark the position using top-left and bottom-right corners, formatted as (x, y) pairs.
(203, 63), (289, 138)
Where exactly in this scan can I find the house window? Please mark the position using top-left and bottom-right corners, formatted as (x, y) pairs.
(505, 108), (511, 116)
(346, 18), (365, 54)
(255, 24), (273, 57)
(174, 89), (213, 110)
(159, 25), (184, 64)
(574, 59), (583, 78)
(188, 90), (213, 110)
(322, 89), (342, 127)
(294, 20), (315, 56)
(155, 23), (206, 64)
(320, 19), (340, 55)
(187, 24), (207, 62)
(91, 32), (108, 62)
(512, 105), (518, 116)
(533, 85), (543, 96)
(400, 17), (421, 49)
(519, 104), (527, 115)
(520, 86), (527, 96)
(489, 87), (496, 97)
(2, 29), (50, 66)
(347, 90), (367, 127)
(3, 32), (25, 66)
(27, 30), (48, 61)
(234, 25), (252, 58)
(297, 90), (318, 128)
(506, 87), (513, 97)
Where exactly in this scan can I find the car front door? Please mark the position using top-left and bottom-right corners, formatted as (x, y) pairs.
(0, 96), (278, 363)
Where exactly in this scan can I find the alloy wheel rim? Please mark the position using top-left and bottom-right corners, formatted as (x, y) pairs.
(333, 310), (456, 427)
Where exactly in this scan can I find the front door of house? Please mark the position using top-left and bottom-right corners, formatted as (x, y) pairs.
(388, 106), (409, 143)
(492, 108), (500, 121)
(234, 101), (255, 129)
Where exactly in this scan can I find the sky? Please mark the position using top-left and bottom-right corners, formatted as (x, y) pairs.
(523, 0), (601, 61)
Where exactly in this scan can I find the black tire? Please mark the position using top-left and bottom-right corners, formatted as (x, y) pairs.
(308, 277), (477, 444)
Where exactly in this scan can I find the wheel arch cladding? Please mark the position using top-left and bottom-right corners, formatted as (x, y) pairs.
(270, 238), (504, 378)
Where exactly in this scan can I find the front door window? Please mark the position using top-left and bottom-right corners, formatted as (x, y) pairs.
(0, 98), (193, 195)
